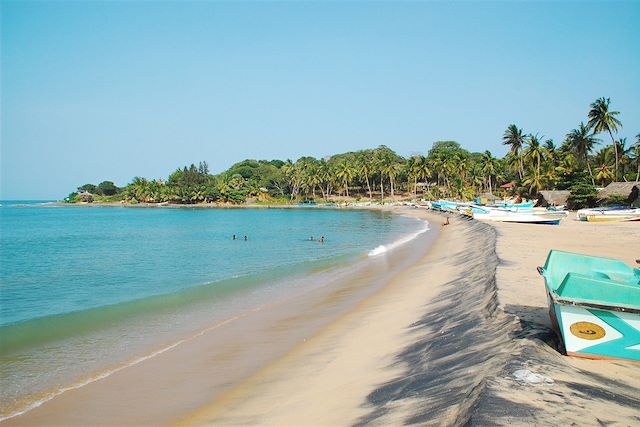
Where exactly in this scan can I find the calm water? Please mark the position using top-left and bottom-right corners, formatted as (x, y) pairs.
(0, 202), (428, 419)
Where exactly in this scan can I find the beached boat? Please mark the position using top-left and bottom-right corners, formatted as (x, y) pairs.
(471, 206), (568, 224)
(537, 250), (640, 362)
(576, 207), (640, 222)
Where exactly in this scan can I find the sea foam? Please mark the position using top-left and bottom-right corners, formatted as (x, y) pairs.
(368, 220), (430, 257)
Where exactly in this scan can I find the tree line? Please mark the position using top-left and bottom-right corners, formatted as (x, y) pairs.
(67, 97), (639, 207)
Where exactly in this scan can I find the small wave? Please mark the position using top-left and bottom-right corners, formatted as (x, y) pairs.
(368, 221), (430, 257)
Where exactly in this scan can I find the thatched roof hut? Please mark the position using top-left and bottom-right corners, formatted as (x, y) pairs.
(598, 182), (640, 206)
(537, 190), (570, 207)
(78, 191), (94, 202)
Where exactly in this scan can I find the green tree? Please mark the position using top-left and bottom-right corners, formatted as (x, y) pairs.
(587, 97), (622, 180)
(565, 123), (599, 185)
(480, 151), (498, 194)
(336, 160), (355, 197)
(502, 124), (525, 180)
(97, 181), (119, 196)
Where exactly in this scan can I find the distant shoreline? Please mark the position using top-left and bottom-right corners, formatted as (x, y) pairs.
(51, 200), (408, 210)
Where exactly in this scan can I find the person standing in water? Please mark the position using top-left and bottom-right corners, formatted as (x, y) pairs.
(319, 236), (324, 244)
(232, 234), (237, 240)
(244, 235), (248, 241)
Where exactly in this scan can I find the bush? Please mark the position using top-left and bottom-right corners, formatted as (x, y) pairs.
(567, 182), (597, 210)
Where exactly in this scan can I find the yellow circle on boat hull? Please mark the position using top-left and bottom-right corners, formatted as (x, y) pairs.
(570, 322), (606, 340)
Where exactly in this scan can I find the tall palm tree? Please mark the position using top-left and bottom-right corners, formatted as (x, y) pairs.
(565, 123), (600, 185)
(336, 160), (354, 197)
(358, 153), (374, 199)
(524, 134), (545, 180)
(502, 124), (525, 180)
(587, 97), (622, 180)
(633, 133), (640, 182)
(480, 151), (497, 194)
(382, 162), (403, 198)
(414, 156), (431, 197)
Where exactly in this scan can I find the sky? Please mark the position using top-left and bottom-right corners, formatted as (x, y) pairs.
(1, 1), (639, 199)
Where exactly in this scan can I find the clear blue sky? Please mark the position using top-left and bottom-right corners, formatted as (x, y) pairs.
(2, 1), (639, 199)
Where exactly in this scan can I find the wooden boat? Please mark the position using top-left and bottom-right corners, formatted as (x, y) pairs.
(471, 206), (567, 224)
(537, 250), (640, 361)
(576, 207), (640, 222)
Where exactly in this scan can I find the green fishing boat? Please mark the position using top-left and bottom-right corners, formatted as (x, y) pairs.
(537, 250), (640, 362)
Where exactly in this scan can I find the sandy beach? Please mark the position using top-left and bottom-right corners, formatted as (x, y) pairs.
(3, 208), (638, 426)
(179, 209), (639, 426)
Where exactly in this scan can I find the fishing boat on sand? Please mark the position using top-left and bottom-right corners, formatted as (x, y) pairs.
(576, 207), (640, 222)
(471, 205), (568, 224)
(537, 250), (640, 362)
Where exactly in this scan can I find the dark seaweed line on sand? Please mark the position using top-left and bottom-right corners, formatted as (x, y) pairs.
(354, 217), (518, 426)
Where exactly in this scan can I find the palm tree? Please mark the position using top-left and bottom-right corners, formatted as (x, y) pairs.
(522, 134), (546, 194)
(595, 163), (615, 186)
(502, 124), (525, 180)
(358, 153), (374, 199)
(587, 97), (622, 180)
(382, 162), (403, 198)
(413, 156), (431, 198)
(480, 151), (497, 194)
(336, 160), (354, 197)
(524, 134), (545, 180)
(633, 133), (640, 182)
(565, 123), (600, 185)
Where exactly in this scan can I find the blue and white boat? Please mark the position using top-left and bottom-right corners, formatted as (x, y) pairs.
(471, 205), (567, 224)
(537, 250), (640, 362)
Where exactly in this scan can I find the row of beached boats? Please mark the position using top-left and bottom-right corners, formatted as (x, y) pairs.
(421, 199), (569, 224)
(420, 199), (640, 224)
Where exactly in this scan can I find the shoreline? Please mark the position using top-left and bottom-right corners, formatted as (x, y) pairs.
(2, 207), (638, 425)
(177, 210), (516, 426)
(178, 210), (640, 426)
(1, 207), (437, 426)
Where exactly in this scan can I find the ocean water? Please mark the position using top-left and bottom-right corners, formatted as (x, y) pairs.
(0, 203), (430, 420)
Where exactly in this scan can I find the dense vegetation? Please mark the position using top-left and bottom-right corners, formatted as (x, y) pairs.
(67, 98), (639, 207)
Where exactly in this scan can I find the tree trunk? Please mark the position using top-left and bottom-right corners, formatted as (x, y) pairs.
(587, 162), (595, 186)
(365, 174), (372, 199)
(609, 130), (619, 181)
(414, 176), (418, 199)
(380, 180), (384, 202)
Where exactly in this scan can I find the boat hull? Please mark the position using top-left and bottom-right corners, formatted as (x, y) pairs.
(576, 207), (640, 222)
(473, 211), (566, 224)
(549, 299), (640, 362)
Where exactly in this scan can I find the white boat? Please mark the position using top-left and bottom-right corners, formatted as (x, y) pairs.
(576, 207), (640, 222)
(472, 206), (568, 224)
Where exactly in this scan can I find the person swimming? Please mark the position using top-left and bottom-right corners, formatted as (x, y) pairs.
(309, 236), (314, 241)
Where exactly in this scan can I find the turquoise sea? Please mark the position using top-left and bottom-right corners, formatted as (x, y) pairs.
(0, 202), (430, 420)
